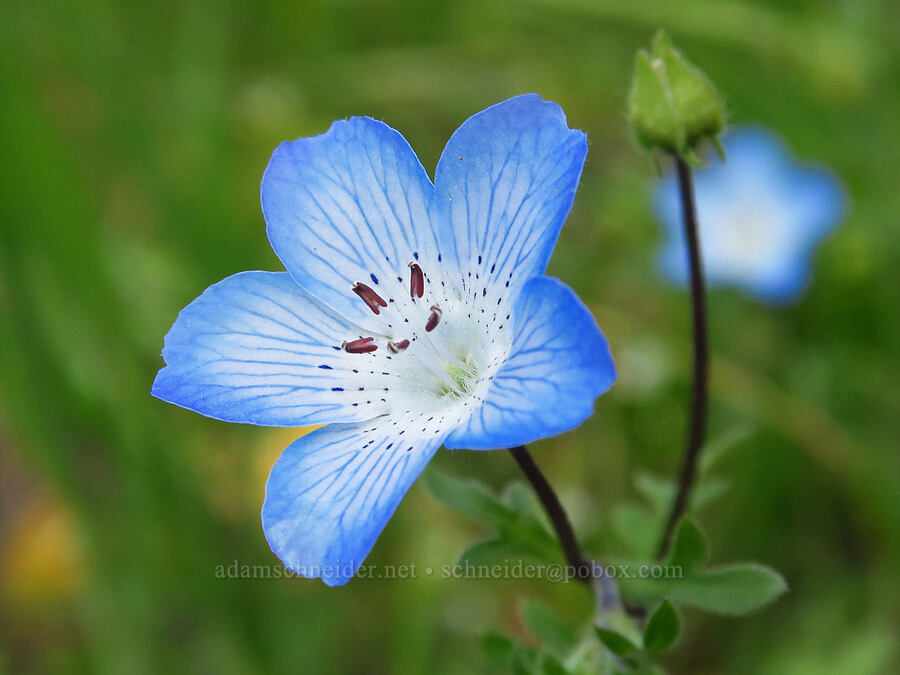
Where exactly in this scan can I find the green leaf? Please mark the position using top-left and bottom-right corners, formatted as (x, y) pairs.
(539, 652), (570, 675)
(634, 471), (672, 517)
(595, 627), (640, 658)
(634, 471), (729, 516)
(482, 633), (517, 664)
(692, 478), (730, 511)
(459, 537), (525, 566)
(511, 645), (541, 675)
(483, 634), (544, 675)
(611, 504), (658, 560)
(699, 425), (755, 474)
(621, 563), (788, 615)
(504, 481), (548, 525)
(521, 601), (579, 658)
(423, 468), (559, 563)
(666, 519), (708, 573)
(643, 601), (681, 652)
(423, 467), (515, 528)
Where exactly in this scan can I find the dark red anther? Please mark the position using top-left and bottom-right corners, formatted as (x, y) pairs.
(353, 282), (388, 315)
(425, 305), (442, 332)
(408, 262), (424, 299)
(387, 339), (410, 354)
(342, 337), (378, 354)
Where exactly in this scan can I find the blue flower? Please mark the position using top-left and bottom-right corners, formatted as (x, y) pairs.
(655, 127), (845, 303)
(152, 94), (616, 585)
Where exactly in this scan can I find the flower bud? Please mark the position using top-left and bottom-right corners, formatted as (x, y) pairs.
(628, 31), (726, 163)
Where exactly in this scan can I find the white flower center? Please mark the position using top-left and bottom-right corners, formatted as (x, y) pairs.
(709, 200), (782, 277)
(339, 258), (513, 418)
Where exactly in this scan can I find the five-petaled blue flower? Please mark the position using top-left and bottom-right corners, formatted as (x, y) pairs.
(655, 127), (845, 304)
(152, 94), (615, 585)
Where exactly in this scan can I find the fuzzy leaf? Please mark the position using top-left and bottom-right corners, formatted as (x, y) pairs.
(459, 537), (525, 566)
(635, 471), (729, 516)
(540, 653), (569, 675)
(423, 467), (514, 528)
(522, 601), (579, 658)
(611, 504), (659, 559)
(621, 563), (788, 615)
(666, 519), (708, 573)
(504, 481), (551, 529)
(595, 627), (640, 657)
(482, 633), (517, 664)
(643, 600), (681, 652)
(699, 425), (755, 474)
(424, 468), (559, 564)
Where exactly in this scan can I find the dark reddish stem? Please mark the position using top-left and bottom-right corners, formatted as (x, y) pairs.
(656, 155), (709, 558)
(508, 445), (591, 582)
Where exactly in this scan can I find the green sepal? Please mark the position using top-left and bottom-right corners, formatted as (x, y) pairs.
(628, 50), (683, 154)
(653, 31), (725, 148)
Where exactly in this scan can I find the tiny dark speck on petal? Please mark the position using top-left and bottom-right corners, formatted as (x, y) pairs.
(318, 365), (333, 369)
(370, 273), (379, 285)
(332, 387), (344, 391)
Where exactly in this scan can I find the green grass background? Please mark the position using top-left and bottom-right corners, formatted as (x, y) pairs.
(1, 0), (898, 672)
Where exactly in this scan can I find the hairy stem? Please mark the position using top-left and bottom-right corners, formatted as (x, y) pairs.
(508, 445), (591, 582)
(656, 155), (710, 559)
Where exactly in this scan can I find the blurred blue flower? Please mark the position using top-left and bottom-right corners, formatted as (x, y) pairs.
(152, 95), (615, 585)
(655, 127), (845, 303)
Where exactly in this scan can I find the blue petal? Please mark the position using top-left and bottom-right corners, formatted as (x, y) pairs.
(262, 418), (444, 586)
(718, 127), (789, 177)
(152, 271), (389, 426)
(262, 117), (438, 324)
(742, 257), (811, 304)
(654, 127), (845, 305)
(434, 94), (587, 298)
(445, 276), (615, 450)
(783, 166), (845, 244)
